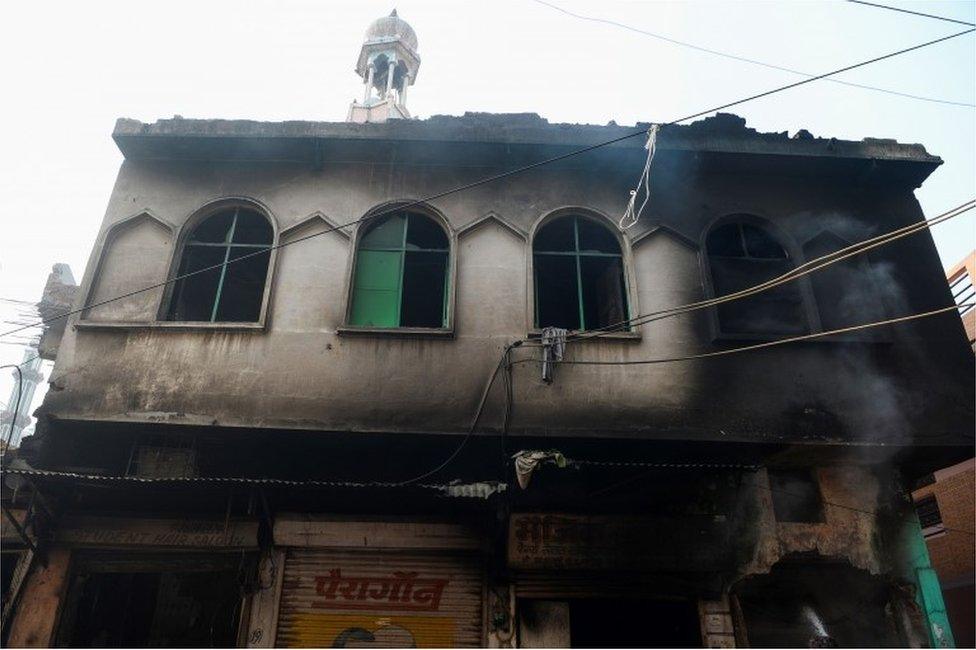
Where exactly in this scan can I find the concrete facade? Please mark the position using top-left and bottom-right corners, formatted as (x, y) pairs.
(37, 113), (973, 455)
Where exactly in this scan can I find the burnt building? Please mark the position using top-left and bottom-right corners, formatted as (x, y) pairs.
(2, 11), (974, 649)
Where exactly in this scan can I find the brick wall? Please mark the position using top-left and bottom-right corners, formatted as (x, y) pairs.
(946, 251), (975, 351)
(911, 458), (975, 586)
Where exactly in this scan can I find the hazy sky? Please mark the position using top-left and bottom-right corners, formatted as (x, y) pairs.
(1, 0), (974, 412)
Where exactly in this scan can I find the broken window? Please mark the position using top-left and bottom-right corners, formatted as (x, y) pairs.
(803, 232), (885, 331)
(165, 208), (272, 322)
(125, 434), (197, 479)
(349, 212), (449, 328)
(914, 495), (945, 538)
(706, 219), (808, 337)
(534, 215), (629, 330)
(768, 469), (825, 523)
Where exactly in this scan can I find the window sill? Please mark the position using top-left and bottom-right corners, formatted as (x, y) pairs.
(75, 320), (266, 332)
(527, 329), (642, 342)
(337, 326), (455, 339)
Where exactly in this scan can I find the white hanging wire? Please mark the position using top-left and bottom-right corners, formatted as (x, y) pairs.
(619, 124), (660, 231)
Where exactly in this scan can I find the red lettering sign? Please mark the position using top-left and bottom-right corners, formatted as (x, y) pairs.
(312, 569), (449, 612)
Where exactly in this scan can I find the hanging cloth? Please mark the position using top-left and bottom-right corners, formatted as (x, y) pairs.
(540, 326), (567, 384)
(512, 449), (568, 489)
(619, 124), (660, 231)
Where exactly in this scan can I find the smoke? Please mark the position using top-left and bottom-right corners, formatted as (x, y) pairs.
(786, 211), (921, 449)
(801, 604), (829, 637)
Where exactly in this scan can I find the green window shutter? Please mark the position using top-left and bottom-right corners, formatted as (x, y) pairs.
(360, 214), (407, 249)
(350, 249), (403, 327)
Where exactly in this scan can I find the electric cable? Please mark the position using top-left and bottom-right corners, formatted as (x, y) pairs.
(3, 25), (972, 340)
(395, 341), (522, 486)
(530, 200), (975, 347)
(0, 364), (24, 453)
(510, 303), (972, 369)
(443, 303), (971, 483)
(594, 203), (973, 338)
(846, 0), (976, 27)
(532, 0), (975, 108)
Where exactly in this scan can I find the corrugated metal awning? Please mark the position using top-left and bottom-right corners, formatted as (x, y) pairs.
(2, 467), (505, 499)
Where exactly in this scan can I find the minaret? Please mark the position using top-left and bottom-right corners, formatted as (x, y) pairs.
(347, 9), (420, 123)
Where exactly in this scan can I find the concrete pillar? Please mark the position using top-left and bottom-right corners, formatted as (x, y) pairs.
(363, 63), (375, 103)
(6, 548), (71, 647)
(894, 508), (956, 647)
(399, 74), (410, 107)
(245, 549), (286, 648)
(699, 597), (736, 648)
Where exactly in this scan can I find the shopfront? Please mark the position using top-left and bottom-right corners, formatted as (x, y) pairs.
(266, 517), (488, 648)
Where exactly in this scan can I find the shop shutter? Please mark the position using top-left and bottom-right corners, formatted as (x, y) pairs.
(276, 549), (483, 648)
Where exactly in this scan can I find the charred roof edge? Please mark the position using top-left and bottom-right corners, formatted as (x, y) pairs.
(112, 113), (942, 168)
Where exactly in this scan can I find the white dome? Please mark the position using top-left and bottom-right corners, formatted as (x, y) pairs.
(364, 9), (418, 51)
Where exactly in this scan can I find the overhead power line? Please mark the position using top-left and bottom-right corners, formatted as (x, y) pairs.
(847, 0), (976, 27)
(2, 26), (972, 341)
(545, 200), (975, 347)
(531, 0), (975, 108)
(512, 303), (971, 369)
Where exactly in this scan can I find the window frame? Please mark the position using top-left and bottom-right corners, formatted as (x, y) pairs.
(700, 213), (820, 342)
(156, 198), (279, 330)
(800, 229), (891, 343)
(914, 494), (946, 539)
(527, 209), (640, 339)
(339, 204), (457, 338)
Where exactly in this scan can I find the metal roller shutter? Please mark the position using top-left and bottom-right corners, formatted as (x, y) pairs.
(276, 549), (484, 648)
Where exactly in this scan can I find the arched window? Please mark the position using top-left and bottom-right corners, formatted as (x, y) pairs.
(533, 215), (629, 331)
(706, 219), (808, 336)
(165, 207), (273, 322)
(349, 211), (449, 328)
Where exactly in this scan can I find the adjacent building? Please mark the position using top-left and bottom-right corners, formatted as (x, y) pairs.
(913, 459), (975, 649)
(946, 252), (975, 351)
(909, 251), (976, 649)
(2, 11), (973, 648)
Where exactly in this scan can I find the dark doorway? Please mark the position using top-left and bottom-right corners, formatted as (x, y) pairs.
(733, 560), (902, 647)
(56, 555), (243, 648)
(569, 598), (700, 648)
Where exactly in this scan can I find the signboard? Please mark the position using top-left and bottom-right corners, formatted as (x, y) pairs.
(55, 516), (258, 548)
(508, 513), (731, 571)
